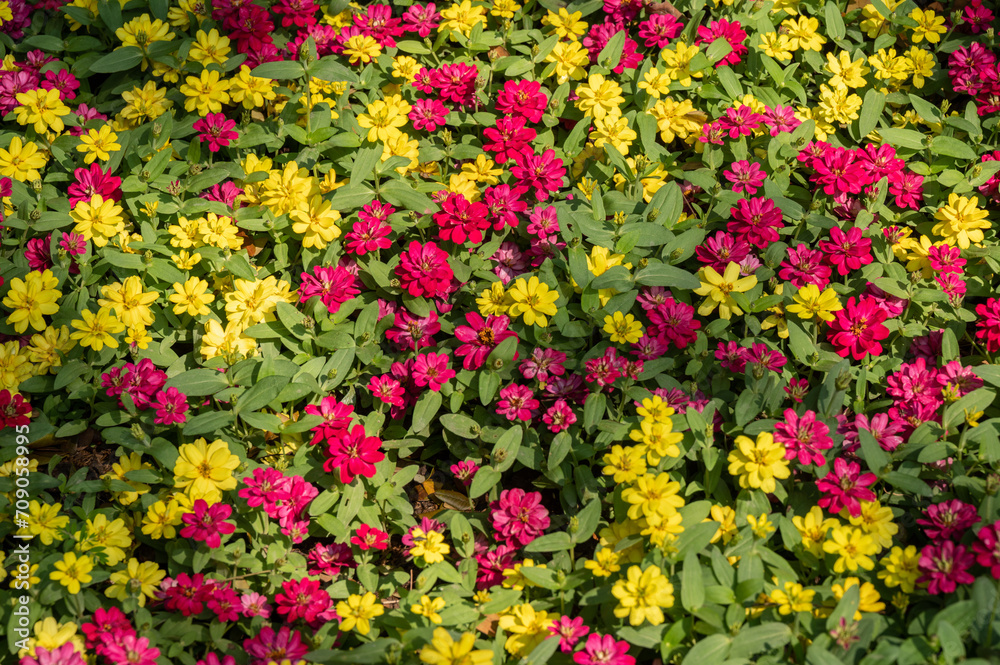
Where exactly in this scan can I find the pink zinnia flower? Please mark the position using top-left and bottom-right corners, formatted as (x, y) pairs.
(573, 632), (636, 665)
(717, 105), (763, 138)
(510, 148), (566, 200)
(395, 241), (455, 299)
(483, 115), (537, 163)
(197, 654), (237, 665)
(728, 197), (783, 247)
(275, 578), (332, 623)
(815, 458), (877, 517)
(784, 377), (809, 403)
(244, 627), (310, 665)
(820, 227), (873, 276)
(450, 460), (479, 487)
(779, 244), (831, 289)
(827, 297), (891, 360)
(241, 592), (272, 618)
(207, 586), (242, 622)
(454, 313), (517, 370)
(496, 79), (548, 124)
(101, 635), (161, 665)
(918, 541), (976, 595)
(21, 644), (87, 665)
(152, 387), (189, 425)
(352, 524), (389, 550)
(411, 352), (455, 391)
(409, 97), (450, 131)
(368, 375), (406, 406)
(193, 113), (239, 152)
(723, 160), (766, 195)
(774, 408), (833, 466)
(304, 395), (355, 446)
(637, 13), (684, 48)
(695, 231), (751, 272)
(542, 399), (577, 433)
(916, 499), (979, 540)
(975, 298), (1000, 353)
(695, 18), (747, 66)
(307, 542), (356, 577)
(496, 383), (539, 421)
(181, 500), (236, 548)
(973, 520), (1000, 578)
(324, 424), (385, 484)
(386, 309), (441, 351)
(490, 488), (550, 548)
(519, 347), (566, 382)
(550, 615), (589, 653)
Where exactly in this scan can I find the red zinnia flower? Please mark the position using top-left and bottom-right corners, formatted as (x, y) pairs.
(193, 113), (239, 153)
(918, 541), (976, 595)
(324, 424), (385, 484)
(351, 524), (389, 551)
(180, 500), (236, 549)
(827, 297), (890, 360)
(815, 458), (877, 517)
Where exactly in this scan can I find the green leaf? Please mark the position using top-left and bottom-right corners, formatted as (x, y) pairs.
(856, 89), (885, 138)
(681, 553), (705, 611)
(883, 471), (932, 497)
(681, 635), (730, 665)
(164, 368), (229, 397)
(440, 413), (480, 439)
(308, 55), (359, 83)
(908, 93), (942, 123)
(524, 532), (572, 553)
(469, 466), (500, 498)
(251, 60), (305, 80)
(583, 392), (606, 432)
(183, 411), (235, 436)
(381, 179), (435, 214)
(857, 428), (890, 474)
(878, 127), (927, 151)
(411, 390), (442, 433)
(729, 623), (792, 659)
(825, 2), (846, 39)
(597, 30), (626, 69)
(234, 375), (290, 415)
(634, 263), (700, 289)
(89, 46), (144, 73)
(931, 135), (978, 161)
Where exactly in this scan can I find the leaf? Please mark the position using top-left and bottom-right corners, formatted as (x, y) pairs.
(381, 179), (435, 214)
(234, 375), (290, 415)
(308, 55), (359, 83)
(411, 390), (442, 433)
(524, 532), (572, 552)
(634, 263), (701, 289)
(908, 93), (942, 123)
(164, 368), (229, 397)
(825, 1), (846, 39)
(857, 428), (890, 473)
(883, 471), (932, 497)
(469, 466), (500, 498)
(681, 552), (705, 611)
(878, 127), (927, 151)
(183, 411), (235, 436)
(521, 636), (562, 665)
(597, 30), (625, 69)
(251, 60), (305, 80)
(583, 392), (606, 432)
(856, 89), (885, 138)
(492, 427), (522, 472)
(88, 46), (144, 72)
(729, 623), (792, 658)
(440, 413), (480, 439)
(932, 135), (979, 161)
(681, 635), (730, 665)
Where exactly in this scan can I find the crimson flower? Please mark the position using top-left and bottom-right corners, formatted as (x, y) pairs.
(193, 113), (239, 153)
(324, 424), (385, 484)
(181, 500), (236, 548)
(351, 524), (389, 551)
(918, 541), (976, 595)
(827, 297), (890, 360)
(815, 458), (877, 517)
(490, 488), (550, 548)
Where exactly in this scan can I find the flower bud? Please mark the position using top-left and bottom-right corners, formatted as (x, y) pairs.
(31, 179), (42, 193)
(189, 164), (203, 176)
(151, 122), (162, 138)
(302, 316), (315, 331)
(493, 449), (507, 463)
(835, 369), (852, 391)
(29, 210), (41, 221)
(130, 424), (145, 440)
(638, 258), (648, 268)
(646, 207), (659, 222)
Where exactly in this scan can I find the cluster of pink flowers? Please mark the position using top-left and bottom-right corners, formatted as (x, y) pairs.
(78, 607), (159, 665)
(949, 41), (1000, 115)
(413, 62), (478, 107)
(300, 264), (360, 313)
(239, 466), (319, 541)
(100, 359), (190, 425)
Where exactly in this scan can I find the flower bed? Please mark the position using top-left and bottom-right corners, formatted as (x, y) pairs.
(2, 0), (1000, 663)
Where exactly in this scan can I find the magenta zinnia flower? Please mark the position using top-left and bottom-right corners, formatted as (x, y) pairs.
(572, 632), (636, 665)
(152, 386), (189, 425)
(495, 383), (539, 421)
(975, 298), (1000, 353)
(324, 424), (385, 484)
(395, 241), (455, 299)
(454, 312), (517, 370)
(974, 520), (1000, 579)
(274, 577), (332, 623)
(827, 297), (891, 360)
(774, 408), (833, 467)
(496, 79), (548, 124)
(550, 615), (589, 653)
(918, 541), (976, 595)
(193, 113), (239, 152)
(510, 148), (566, 200)
(727, 196), (783, 247)
(490, 488), (550, 548)
(815, 458), (877, 517)
(244, 627), (310, 665)
(916, 499), (979, 540)
(351, 524), (390, 551)
(820, 227), (873, 276)
(21, 644), (87, 665)
(411, 352), (455, 391)
(181, 500), (236, 548)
